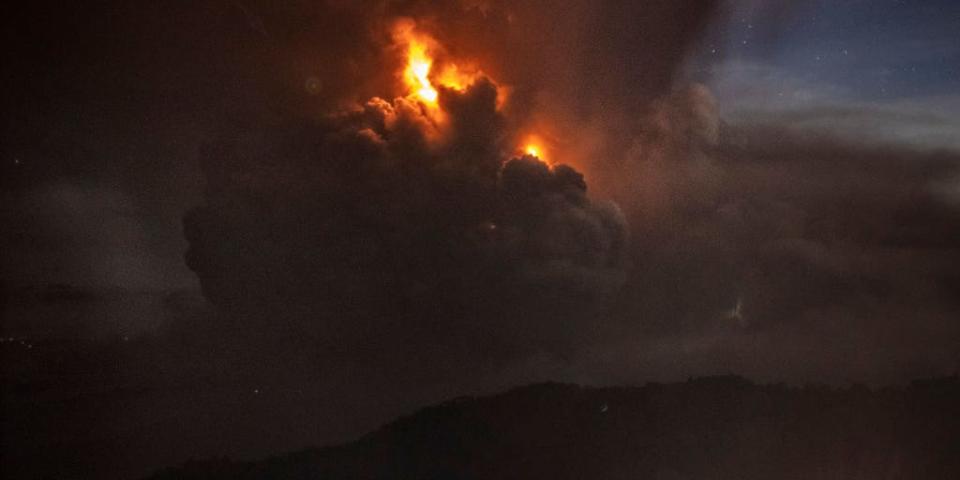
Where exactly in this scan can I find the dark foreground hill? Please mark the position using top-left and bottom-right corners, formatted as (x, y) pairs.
(150, 376), (960, 480)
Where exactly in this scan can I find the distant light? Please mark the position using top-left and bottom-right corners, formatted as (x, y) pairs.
(525, 145), (541, 158)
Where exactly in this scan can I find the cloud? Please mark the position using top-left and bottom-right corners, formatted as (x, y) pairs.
(1, 181), (179, 290)
(578, 84), (960, 383)
(708, 60), (960, 151)
(728, 98), (960, 152)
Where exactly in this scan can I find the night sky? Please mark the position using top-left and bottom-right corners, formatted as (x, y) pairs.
(2, 1), (959, 478)
(705, 0), (960, 148)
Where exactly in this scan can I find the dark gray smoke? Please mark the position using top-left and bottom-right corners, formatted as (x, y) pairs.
(179, 0), (721, 360)
(183, 77), (626, 358)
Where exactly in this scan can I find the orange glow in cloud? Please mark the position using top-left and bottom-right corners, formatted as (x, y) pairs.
(521, 134), (550, 163)
(394, 21), (486, 109)
(437, 63), (480, 92)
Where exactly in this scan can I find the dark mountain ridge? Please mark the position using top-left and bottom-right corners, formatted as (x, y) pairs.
(149, 375), (960, 479)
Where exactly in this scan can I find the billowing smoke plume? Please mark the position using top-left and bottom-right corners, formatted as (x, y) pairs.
(180, 0), (722, 359)
(177, 0), (960, 383)
(184, 76), (625, 358)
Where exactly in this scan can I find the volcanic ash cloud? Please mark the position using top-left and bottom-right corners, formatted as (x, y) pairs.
(183, 29), (627, 355)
